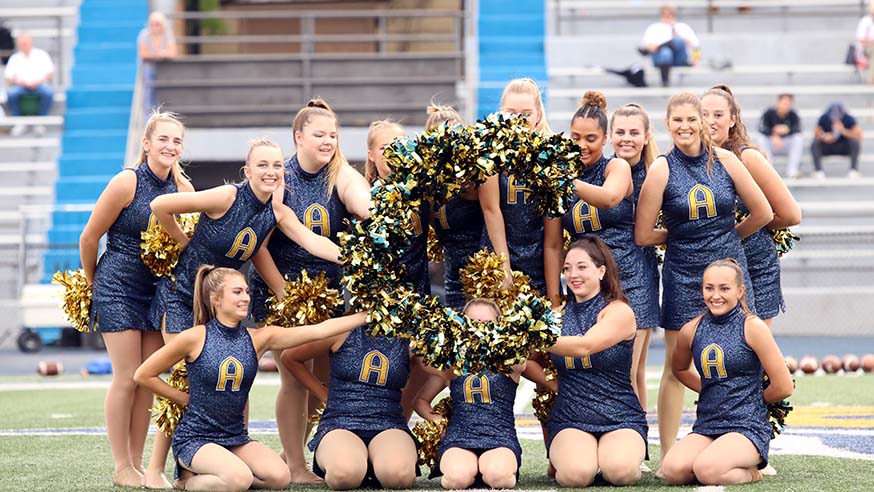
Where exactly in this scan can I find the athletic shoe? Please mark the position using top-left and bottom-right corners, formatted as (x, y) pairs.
(848, 169), (862, 179)
(814, 170), (827, 180)
(761, 463), (777, 476)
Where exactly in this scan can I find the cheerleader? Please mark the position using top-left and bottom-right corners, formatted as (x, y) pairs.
(246, 100), (371, 484)
(609, 102), (661, 410)
(143, 138), (341, 487)
(479, 78), (552, 294)
(634, 92), (772, 465)
(413, 298), (523, 489)
(701, 85), (802, 326)
(661, 259), (793, 485)
(134, 265), (367, 492)
(280, 319), (420, 489)
(547, 236), (647, 487)
(544, 92), (659, 415)
(426, 103), (485, 310)
(79, 111), (193, 487)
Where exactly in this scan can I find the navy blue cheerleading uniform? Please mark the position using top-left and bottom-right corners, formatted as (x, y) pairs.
(173, 319), (258, 470)
(630, 159), (661, 311)
(691, 303), (770, 468)
(660, 147), (756, 329)
(150, 183), (276, 333)
(561, 156), (659, 329)
(438, 372), (522, 471)
(737, 148), (784, 319)
(432, 197), (484, 309)
(482, 174), (545, 294)
(401, 199), (432, 296)
(91, 164), (178, 332)
(248, 155), (349, 322)
(546, 293), (648, 449)
(309, 327), (415, 483)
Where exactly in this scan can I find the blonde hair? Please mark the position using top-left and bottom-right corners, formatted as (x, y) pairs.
(364, 119), (404, 183)
(135, 110), (189, 185)
(666, 92), (715, 175)
(291, 98), (347, 196)
(462, 298), (501, 321)
(611, 103), (660, 169)
(499, 78), (552, 135)
(246, 137), (282, 163)
(703, 258), (752, 315)
(192, 265), (246, 325)
(425, 101), (463, 130)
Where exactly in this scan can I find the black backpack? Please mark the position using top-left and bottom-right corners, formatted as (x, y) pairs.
(0, 20), (13, 65)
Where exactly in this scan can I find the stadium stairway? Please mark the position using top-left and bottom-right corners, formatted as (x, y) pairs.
(476, 0), (546, 117)
(546, 1), (874, 336)
(41, 0), (145, 282)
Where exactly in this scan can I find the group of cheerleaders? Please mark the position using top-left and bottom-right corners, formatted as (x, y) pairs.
(81, 77), (799, 491)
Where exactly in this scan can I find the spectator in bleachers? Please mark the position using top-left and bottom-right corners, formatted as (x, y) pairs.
(757, 94), (804, 179)
(4, 32), (54, 135)
(138, 12), (177, 113)
(640, 5), (700, 87)
(811, 102), (863, 180)
(856, 3), (874, 84)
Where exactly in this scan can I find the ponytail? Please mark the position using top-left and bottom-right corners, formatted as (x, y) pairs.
(192, 265), (245, 325)
(704, 258), (752, 315)
(291, 98), (348, 196)
(425, 101), (463, 130)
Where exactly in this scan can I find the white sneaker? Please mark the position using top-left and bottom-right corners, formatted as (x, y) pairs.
(814, 170), (826, 180)
(10, 124), (27, 136)
(848, 169), (862, 179)
(33, 124), (46, 136)
(640, 462), (652, 473)
(761, 463), (777, 476)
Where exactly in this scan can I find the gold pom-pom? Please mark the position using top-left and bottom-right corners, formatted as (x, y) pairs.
(735, 208), (799, 257)
(459, 249), (533, 313)
(152, 362), (189, 436)
(427, 225), (444, 262)
(308, 400), (327, 425)
(140, 213), (200, 278)
(51, 269), (92, 333)
(532, 359), (558, 425)
(412, 397), (453, 469)
(265, 270), (343, 327)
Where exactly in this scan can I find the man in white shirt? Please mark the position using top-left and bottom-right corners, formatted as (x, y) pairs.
(856, 4), (874, 84)
(640, 5), (700, 87)
(5, 32), (54, 118)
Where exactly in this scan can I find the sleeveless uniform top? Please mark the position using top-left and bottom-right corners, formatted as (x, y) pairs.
(150, 182), (276, 332)
(309, 327), (412, 452)
(432, 197), (485, 309)
(547, 293), (648, 448)
(92, 164), (178, 332)
(172, 318), (258, 467)
(482, 174), (545, 294)
(561, 156), (659, 328)
(439, 371), (522, 463)
(661, 147), (755, 329)
(737, 146), (784, 319)
(691, 303), (770, 468)
(248, 155), (349, 322)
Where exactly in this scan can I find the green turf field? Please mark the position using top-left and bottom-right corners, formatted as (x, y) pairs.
(1, 372), (872, 491)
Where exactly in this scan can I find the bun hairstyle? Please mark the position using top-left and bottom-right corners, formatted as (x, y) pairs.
(291, 98), (348, 196)
(425, 101), (463, 130)
(666, 92), (715, 175)
(192, 265), (246, 325)
(137, 109), (189, 185)
(610, 103), (660, 169)
(572, 90), (609, 134)
(704, 258), (752, 315)
(703, 84), (755, 158)
(364, 119), (404, 183)
(564, 235), (628, 304)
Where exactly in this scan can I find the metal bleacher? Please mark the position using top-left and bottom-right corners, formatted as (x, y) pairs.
(546, 0), (874, 336)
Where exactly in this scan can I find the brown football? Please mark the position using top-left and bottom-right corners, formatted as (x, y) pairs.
(799, 356), (818, 374)
(861, 354), (874, 373)
(37, 361), (63, 376)
(842, 354), (860, 373)
(784, 356), (798, 373)
(821, 355), (841, 374)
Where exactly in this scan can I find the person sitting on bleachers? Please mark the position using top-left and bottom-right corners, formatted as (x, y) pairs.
(138, 11), (177, 114)
(811, 102), (863, 180)
(757, 93), (804, 179)
(640, 4), (700, 87)
(4, 32), (54, 135)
